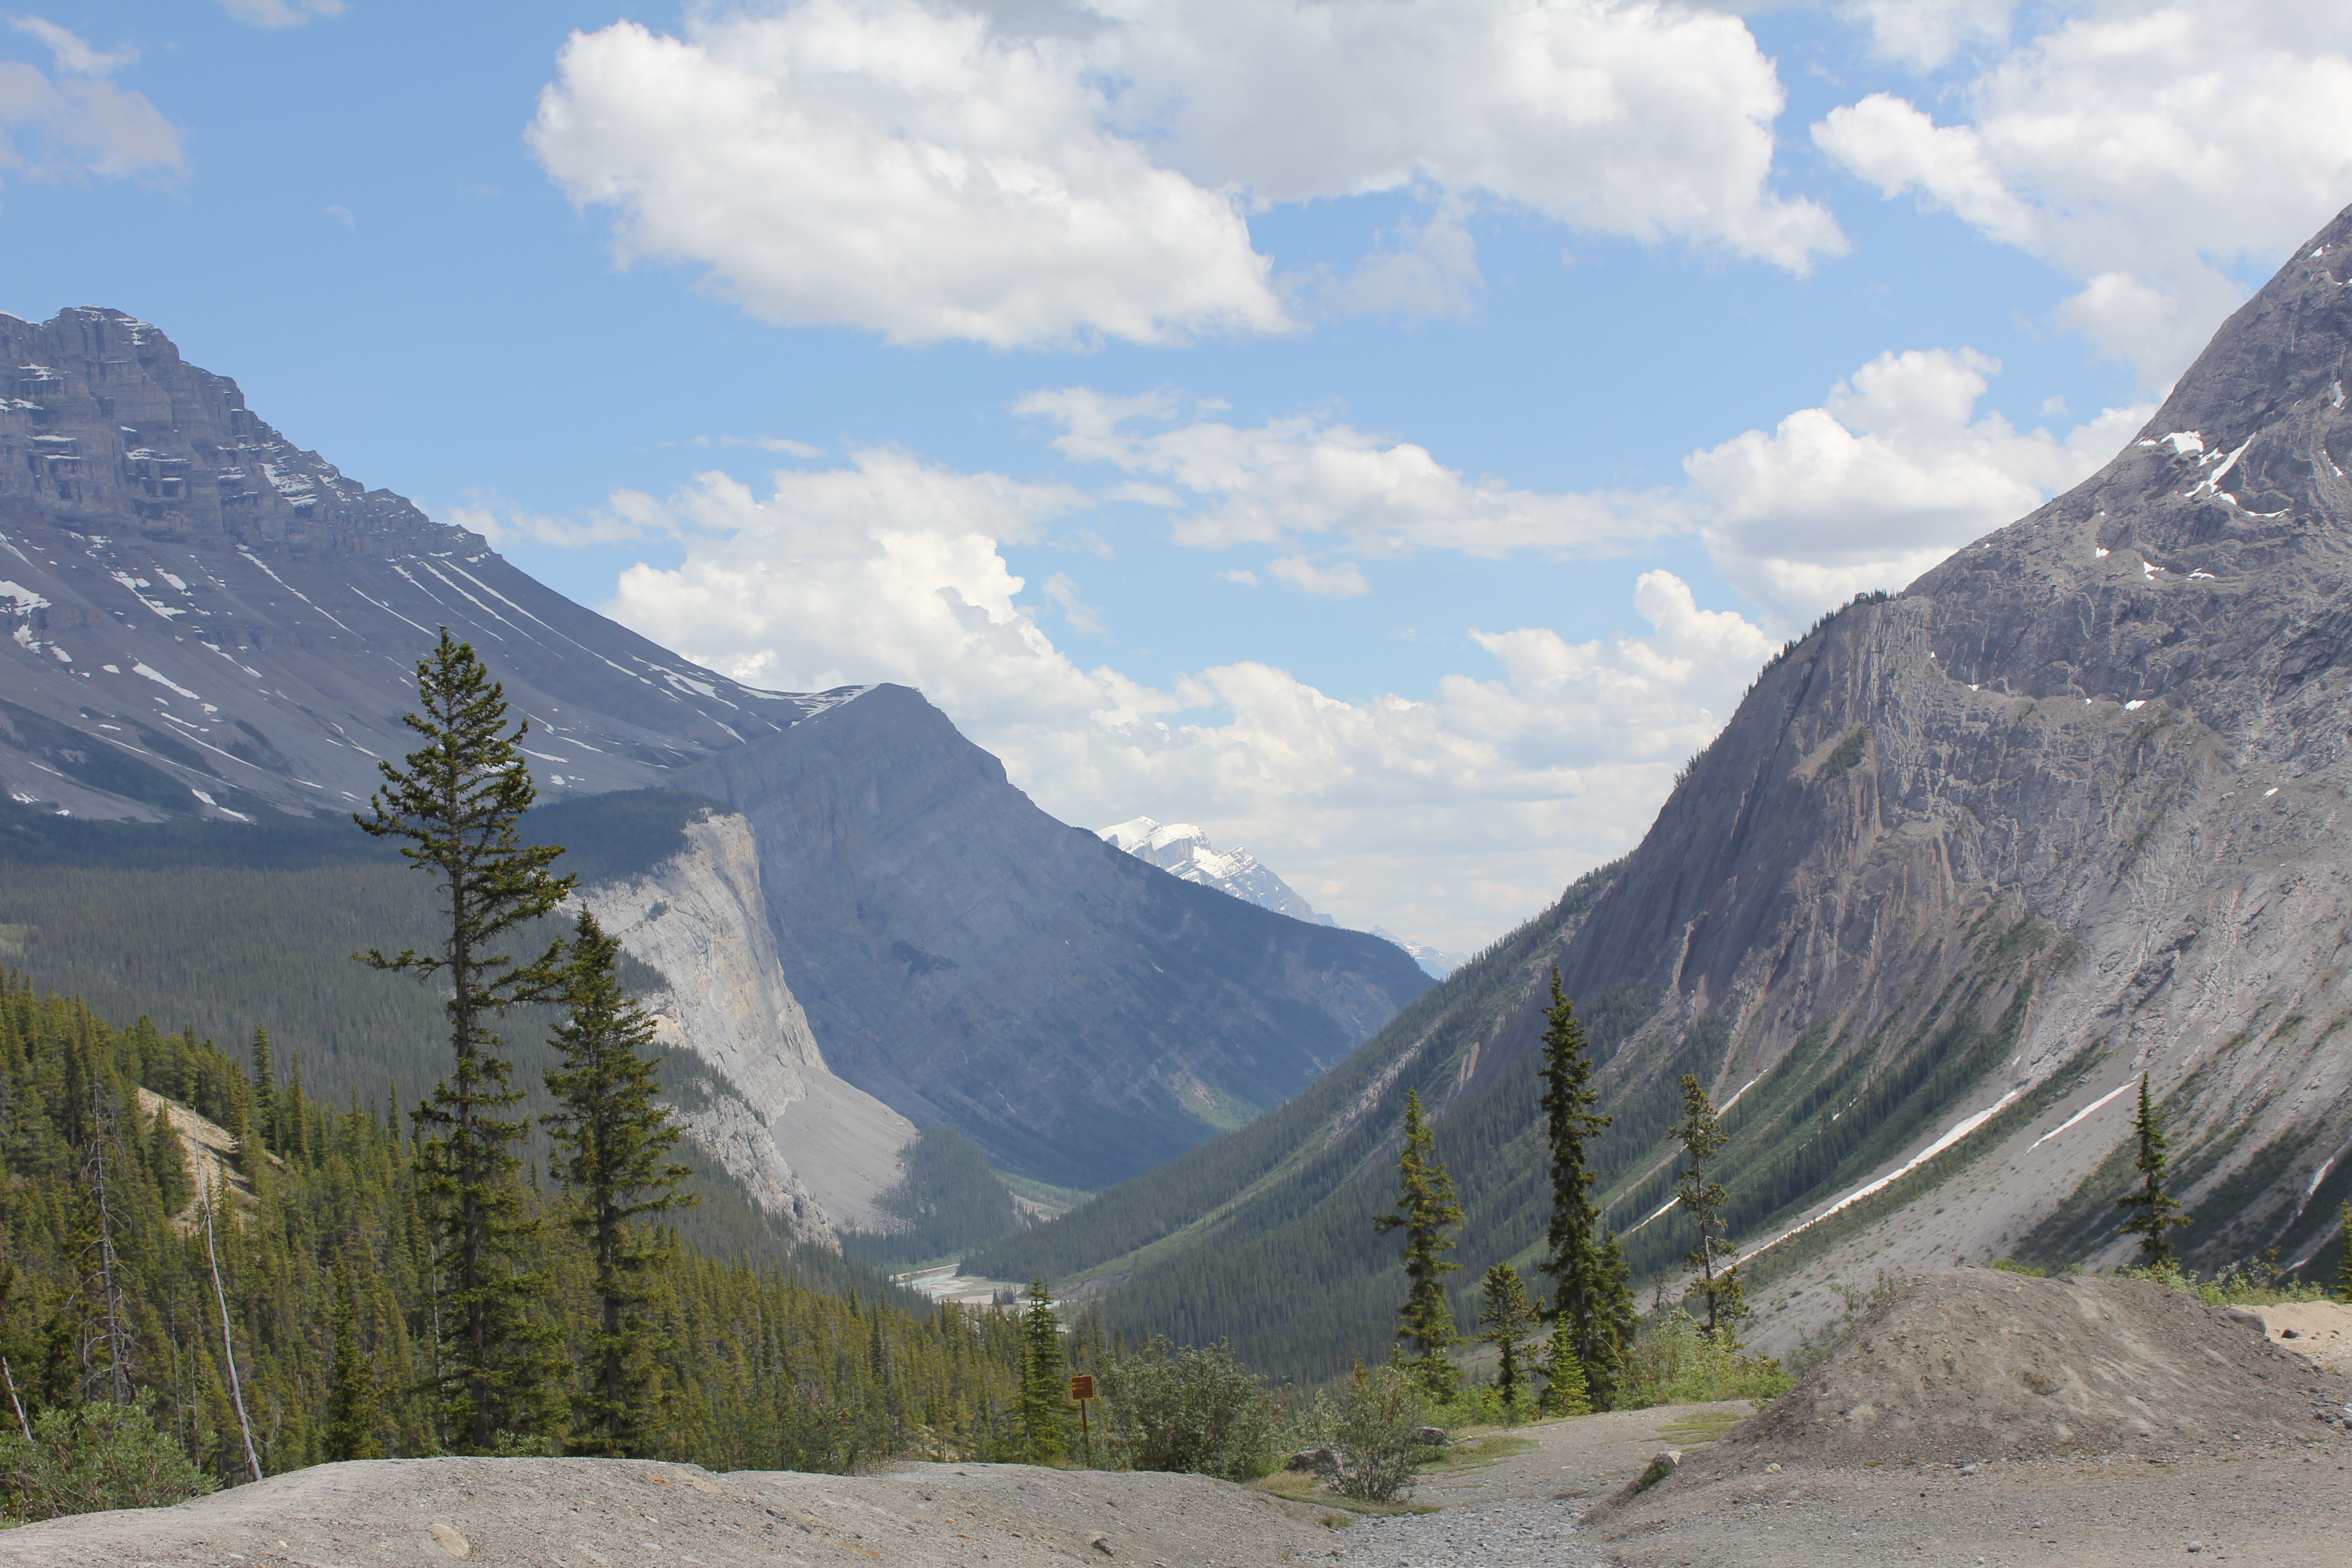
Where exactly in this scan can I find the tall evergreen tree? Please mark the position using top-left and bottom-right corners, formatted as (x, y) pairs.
(248, 1027), (275, 1156)
(1672, 1074), (1746, 1343)
(543, 907), (698, 1458)
(1374, 1088), (1464, 1396)
(2115, 1073), (2190, 1266)
(1534, 970), (1623, 1406)
(1016, 1279), (1066, 1464)
(322, 1257), (382, 1462)
(2335, 1202), (2351, 1305)
(1475, 1263), (1540, 1421)
(355, 629), (576, 1452)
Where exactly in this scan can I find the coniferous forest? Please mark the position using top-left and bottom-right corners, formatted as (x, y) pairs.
(0, 975), (1038, 1482)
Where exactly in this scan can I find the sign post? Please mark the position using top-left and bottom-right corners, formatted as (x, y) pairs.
(1068, 1374), (1096, 1468)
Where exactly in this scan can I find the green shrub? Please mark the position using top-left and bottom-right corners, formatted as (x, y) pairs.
(1302, 1365), (1428, 1503)
(1097, 1338), (1282, 1482)
(2108, 1257), (2334, 1306)
(1617, 1312), (1793, 1409)
(0, 1395), (217, 1523)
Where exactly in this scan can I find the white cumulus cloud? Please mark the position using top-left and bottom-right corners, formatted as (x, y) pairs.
(529, 7), (1285, 348)
(0, 25), (179, 183)
(529, 0), (1842, 348)
(1019, 387), (1680, 568)
(1686, 347), (2150, 626)
(1813, 1), (2352, 382)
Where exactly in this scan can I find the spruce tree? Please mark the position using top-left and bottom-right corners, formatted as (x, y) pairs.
(1016, 1279), (1066, 1463)
(248, 1027), (275, 1157)
(543, 907), (698, 1457)
(2115, 1073), (2191, 1266)
(1534, 970), (1621, 1406)
(148, 1100), (187, 1215)
(1672, 1075), (1746, 1343)
(356, 629), (576, 1452)
(323, 1257), (382, 1461)
(1539, 1316), (1590, 1416)
(1476, 1263), (1540, 1421)
(1374, 1088), (1465, 1396)
(2335, 1201), (2351, 1304)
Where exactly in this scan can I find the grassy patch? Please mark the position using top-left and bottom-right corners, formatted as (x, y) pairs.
(1417, 1433), (1536, 1474)
(1655, 1409), (1746, 1446)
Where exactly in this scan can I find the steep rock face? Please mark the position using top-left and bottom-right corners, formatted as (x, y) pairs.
(570, 809), (916, 1240)
(681, 686), (1434, 1188)
(983, 204), (2352, 1374)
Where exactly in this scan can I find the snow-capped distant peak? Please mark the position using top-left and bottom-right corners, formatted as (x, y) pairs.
(1098, 818), (1461, 976)
(1097, 816), (1329, 926)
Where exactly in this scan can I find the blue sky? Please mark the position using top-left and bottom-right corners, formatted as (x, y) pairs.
(4, 1), (2348, 953)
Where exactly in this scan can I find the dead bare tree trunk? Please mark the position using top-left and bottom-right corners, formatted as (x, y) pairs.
(201, 1174), (265, 1484)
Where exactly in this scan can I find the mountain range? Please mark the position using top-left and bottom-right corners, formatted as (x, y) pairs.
(972, 202), (2352, 1377)
(0, 306), (1431, 1237)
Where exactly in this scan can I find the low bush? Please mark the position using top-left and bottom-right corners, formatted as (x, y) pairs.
(2108, 1257), (2334, 1306)
(1617, 1312), (1793, 1408)
(1097, 1337), (1283, 1482)
(0, 1393), (217, 1523)
(1299, 1365), (1429, 1503)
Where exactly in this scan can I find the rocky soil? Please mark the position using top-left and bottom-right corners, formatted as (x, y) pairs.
(0, 1456), (1343, 1568)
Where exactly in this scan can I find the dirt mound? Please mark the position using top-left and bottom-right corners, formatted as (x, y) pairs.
(0, 1455), (1340, 1568)
(1722, 1269), (2337, 1467)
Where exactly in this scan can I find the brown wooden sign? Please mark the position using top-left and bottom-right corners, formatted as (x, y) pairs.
(1068, 1374), (1095, 1401)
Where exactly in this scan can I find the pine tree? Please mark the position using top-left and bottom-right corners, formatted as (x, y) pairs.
(356, 629), (577, 1452)
(1534, 970), (1622, 1406)
(1373, 1088), (1464, 1396)
(1672, 1074), (1747, 1343)
(1016, 1279), (1065, 1464)
(1476, 1263), (1540, 1421)
(2115, 1073), (2191, 1267)
(248, 1028), (276, 1157)
(322, 1257), (382, 1462)
(543, 907), (698, 1458)
(2335, 1202), (2351, 1304)
(148, 1099), (187, 1215)
(1539, 1315), (1590, 1416)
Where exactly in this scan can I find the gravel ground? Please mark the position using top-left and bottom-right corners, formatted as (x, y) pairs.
(1328, 1274), (2352, 1568)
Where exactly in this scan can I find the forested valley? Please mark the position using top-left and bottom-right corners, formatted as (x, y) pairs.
(0, 975), (1042, 1485)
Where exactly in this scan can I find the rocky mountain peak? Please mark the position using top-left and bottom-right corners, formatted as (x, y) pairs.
(4, 307), (445, 556)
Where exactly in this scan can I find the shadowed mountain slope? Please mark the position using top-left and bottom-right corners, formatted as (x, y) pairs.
(977, 203), (2352, 1380)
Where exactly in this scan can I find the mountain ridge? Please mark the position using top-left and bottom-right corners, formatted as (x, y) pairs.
(977, 202), (2352, 1375)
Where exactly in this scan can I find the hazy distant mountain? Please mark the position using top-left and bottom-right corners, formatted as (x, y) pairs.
(1100, 817), (1460, 978)
(0, 307), (1431, 1201)
(1367, 926), (1461, 980)
(982, 203), (2352, 1373)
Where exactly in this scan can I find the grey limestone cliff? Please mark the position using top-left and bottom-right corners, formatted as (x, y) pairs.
(568, 808), (916, 1241)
